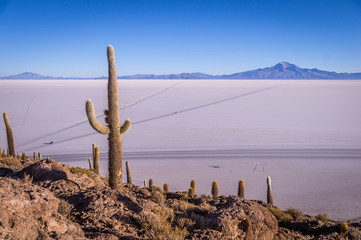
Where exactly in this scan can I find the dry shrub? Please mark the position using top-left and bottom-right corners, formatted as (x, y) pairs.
(0, 156), (20, 166)
(137, 207), (188, 240)
(58, 200), (74, 219)
(171, 201), (216, 216)
(172, 201), (193, 213)
(197, 202), (216, 214)
(150, 185), (163, 193)
(315, 213), (328, 222)
(68, 166), (93, 178)
(20, 173), (33, 184)
(176, 217), (196, 231)
(267, 207), (293, 225)
(151, 191), (165, 204)
(286, 208), (304, 221)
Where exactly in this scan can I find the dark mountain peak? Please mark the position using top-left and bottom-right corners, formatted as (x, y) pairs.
(273, 62), (299, 71)
(19, 72), (44, 78)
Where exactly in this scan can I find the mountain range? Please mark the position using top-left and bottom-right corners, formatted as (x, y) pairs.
(1, 62), (361, 79)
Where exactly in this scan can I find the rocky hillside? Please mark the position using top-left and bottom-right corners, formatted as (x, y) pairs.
(0, 155), (360, 239)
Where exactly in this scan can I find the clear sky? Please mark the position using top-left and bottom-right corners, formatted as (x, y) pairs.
(0, 0), (360, 77)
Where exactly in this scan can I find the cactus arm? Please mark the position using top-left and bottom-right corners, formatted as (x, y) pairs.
(86, 100), (110, 135)
(120, 119), (131, 134)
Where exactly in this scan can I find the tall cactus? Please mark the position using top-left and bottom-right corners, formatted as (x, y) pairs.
(3, 112), (15, 157)
(267, 176), (274, 205)
(86, 45), (131, 189)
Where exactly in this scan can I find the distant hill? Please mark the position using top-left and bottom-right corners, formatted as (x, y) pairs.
(0, 72), (56, 79)
(1, 62), (361, 79)
(219, 62), (361, 79)
(118, 72), (214, 79)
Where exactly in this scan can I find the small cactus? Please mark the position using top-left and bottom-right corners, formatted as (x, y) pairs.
(190, 179), (196, 191)
(92, 143), (96, 160)
(3, 112), (15, 157)
(33, 152), (36, 161)
(126, 161), (132, 184)
(163, 183), (169, 193)
(88, 157), (93, 169)
(149, 178), (153, 188)
(238, 179), (245, 198)
(144, 180), (147, 188)
(38, 152), (42, 160)
(267, 176), (273, 205)
(212, 180), (219, 198)
(93, 146), (100, 174)
(85, 45), (131, 189)
(188, 187), (195, 198)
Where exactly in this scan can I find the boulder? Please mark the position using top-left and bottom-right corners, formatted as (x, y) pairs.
(207, 196), (278, 240)
(0, 177), (85, 239)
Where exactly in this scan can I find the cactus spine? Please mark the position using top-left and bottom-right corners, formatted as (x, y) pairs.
(85, 45), (131, 189)
(3, 113), (15, 157)
(163, 183), (169, 193)
(126, 161), (132, 184)
(212, 180), (219, 198)
(238, 179), (245, 198)
(267, 176), (273, 205)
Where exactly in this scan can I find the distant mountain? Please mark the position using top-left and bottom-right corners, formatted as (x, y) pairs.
(118, 72), (214, 79)
(0, 72), (56, 79)
(219, 62), (361, 79)
(1, 62), (361, 79)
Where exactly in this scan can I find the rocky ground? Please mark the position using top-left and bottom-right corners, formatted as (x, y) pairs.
(0, 155), (360, 239)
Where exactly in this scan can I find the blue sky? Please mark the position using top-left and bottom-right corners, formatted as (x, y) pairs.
(0, 0), (360, 77)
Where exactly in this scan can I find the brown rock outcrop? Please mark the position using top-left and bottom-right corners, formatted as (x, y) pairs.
(207, 196), (278, 240)
(0, 177), (85, 239)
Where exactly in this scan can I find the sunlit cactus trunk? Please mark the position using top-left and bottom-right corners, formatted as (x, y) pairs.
(85, 45), (131, 189)
(267, 176), (274, 205)
(238, 179), (245, 198)
(212, 180), (219, 198)
(126, 161), (132, 184)
(3, 112), (15, 157)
